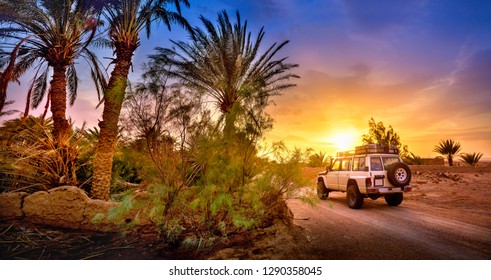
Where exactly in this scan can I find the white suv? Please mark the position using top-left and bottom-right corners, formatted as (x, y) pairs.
(317, 144), (412, 209)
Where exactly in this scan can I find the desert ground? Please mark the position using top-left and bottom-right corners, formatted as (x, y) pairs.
(1, 165), (490, 259)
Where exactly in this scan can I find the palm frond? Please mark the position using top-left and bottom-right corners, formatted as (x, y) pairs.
(30, 66), (49, 109)
(460, 152), (483, 167)
(157, 9), (299, 135)
(67, 64), (78, 106)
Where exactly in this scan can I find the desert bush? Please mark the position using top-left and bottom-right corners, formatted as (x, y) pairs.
(102, 137), (314, 246)
(460, 152), (483, 167)
(404, 152), (424, 165)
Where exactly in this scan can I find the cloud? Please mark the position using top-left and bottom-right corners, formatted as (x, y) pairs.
(266, 66), (434, 150)
(348, 63), (372, 78)
(446, 49), (491, 114)
(409, 48), (491, 124)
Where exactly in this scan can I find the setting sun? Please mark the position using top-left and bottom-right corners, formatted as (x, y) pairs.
(329, 130), (359, 152)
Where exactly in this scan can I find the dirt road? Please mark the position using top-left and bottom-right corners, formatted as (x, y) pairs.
(287, 191), (491, 259)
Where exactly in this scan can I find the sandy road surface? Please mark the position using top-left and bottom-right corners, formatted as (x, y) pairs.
(287, 192), (491, 259)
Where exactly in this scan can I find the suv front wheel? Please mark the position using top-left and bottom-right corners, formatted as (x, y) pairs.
(317, 180), (329, 200)
(347, 185), (364, 209)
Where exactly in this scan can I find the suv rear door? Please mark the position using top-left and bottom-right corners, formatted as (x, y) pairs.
(338, 157), (352, 191)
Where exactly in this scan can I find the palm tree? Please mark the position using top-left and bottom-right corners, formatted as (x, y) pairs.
(434, 139), (462, 166)
(460, 152), (483, 167)
(91, 0), (190, 200)
(0, 0), (105, 140)
(155, 10), (299, 139)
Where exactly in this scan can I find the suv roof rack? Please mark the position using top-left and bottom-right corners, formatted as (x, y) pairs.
(336, 150), (355, 157)
(336, 144), (399, 157)
(354, 144), (399, 155)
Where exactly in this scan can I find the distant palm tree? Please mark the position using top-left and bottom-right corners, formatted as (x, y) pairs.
(0, 0), (105, 140)
(91, 0), (190, 200)
(460, 152), (483, 167)
(155, 10), (299, 138)
(434, 139), (462, 166)
(308, 151), (331, 168)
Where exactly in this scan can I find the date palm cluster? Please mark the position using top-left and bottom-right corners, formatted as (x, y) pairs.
(0, 1), (298, 200)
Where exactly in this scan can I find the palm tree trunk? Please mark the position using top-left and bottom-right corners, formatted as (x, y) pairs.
(91, 50), (133, 200)
(50, 64), (70, 141)
(223, 111), (237, 141)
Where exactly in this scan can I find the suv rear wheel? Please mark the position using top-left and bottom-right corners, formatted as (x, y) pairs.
(317, 180), (329, 200)
(387, 162), (411, 187)
(385, 193), (403, 206)
(347, 185), (364, 209)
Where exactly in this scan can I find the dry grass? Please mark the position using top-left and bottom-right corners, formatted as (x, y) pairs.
(0, 221), (138, 260)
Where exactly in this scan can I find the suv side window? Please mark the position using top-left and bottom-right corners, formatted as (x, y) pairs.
(370, 157), (383, 171)
(359, 157), (366, 170)
(352, 157), (366, 171)
(341, 159), (352, 171)
(331, 159), (341, 171)
(353, 158), (359, 171)
(382, 156), (401, 170)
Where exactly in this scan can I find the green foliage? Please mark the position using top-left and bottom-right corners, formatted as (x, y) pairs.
(460, 152), (483, 167)
(103, 136), (314, 245)
(110, 146), (144, 194)
(154, 10), (298, 138)
(434, 139), (462, 166)
(261, 144), (317, 206)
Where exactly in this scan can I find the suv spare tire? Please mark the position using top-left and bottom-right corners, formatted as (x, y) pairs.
(387, 162), (411, 187)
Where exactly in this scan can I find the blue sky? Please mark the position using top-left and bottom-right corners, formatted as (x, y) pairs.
(2, 0), (491, 158)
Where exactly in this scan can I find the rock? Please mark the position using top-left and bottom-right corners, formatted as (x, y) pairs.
(23, 191), (50, 224)
(5, 186), (148, 232)
(82, 199), (119, 231)
(0, 192), (28, 220)
(23, 186), (89, 229)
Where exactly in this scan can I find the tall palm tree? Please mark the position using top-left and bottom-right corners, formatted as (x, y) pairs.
(434, 139), (462, 166)
(0, 0), (105, 140)
(91, 0), (190, 200)
(155, 10), (299, 139)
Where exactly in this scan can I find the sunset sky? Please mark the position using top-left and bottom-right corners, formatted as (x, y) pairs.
(2, 0), (491, 159)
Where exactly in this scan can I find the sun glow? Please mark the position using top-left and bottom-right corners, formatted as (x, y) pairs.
(329, 130), (359, 152)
